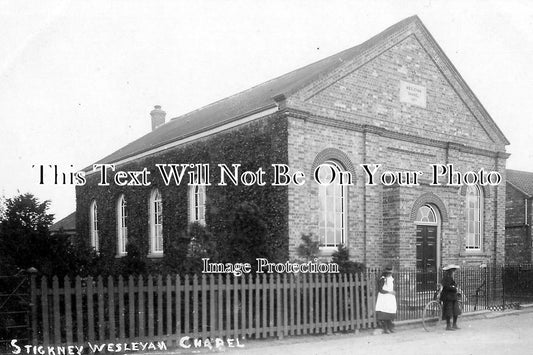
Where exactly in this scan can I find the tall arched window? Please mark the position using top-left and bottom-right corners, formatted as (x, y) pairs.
(149, 189), (163, 255)
(465, 185), (483, 250)
(89, 200), (99, 251)
(189, 182), (206, 225)
(317, 160), (347, 249)
(117, 194), (128, 256)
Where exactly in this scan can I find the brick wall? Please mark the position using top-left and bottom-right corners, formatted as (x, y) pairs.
(285, 23), (507, 268)
(506, 184), (527, 226)
(505, 183), (532, 264)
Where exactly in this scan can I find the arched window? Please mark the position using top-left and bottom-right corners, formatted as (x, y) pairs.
(89, 200), (99, 251)
(117, 194), (128, 256)
(189, 181), (206, 225)
(465, 185), (483, 250)
(149, 189), (163, 255)
(415, 205), (437, 224)
(317, 160), (347, 248)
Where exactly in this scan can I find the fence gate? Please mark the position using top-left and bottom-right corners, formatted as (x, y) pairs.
(0, 274), (32, 352)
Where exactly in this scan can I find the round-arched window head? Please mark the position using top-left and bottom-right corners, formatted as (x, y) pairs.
(415, 205), (437, 224)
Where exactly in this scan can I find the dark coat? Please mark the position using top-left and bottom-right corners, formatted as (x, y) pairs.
(440, 273), (458, 301)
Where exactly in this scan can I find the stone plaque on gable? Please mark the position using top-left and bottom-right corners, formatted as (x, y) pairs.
(400, 81), (427, 108)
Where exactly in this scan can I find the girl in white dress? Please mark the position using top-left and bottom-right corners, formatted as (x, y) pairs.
(375, 267), (397, 334)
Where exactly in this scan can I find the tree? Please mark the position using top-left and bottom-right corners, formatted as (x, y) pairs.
(220, 202), (270, 266)
(120, 243), (147, 275)
(0, 193), (83, 276)
(331, 244), (365, 273)
(0, 194), (6, 221)
(184, 222), (217, 273)
(297, 233), (320, 261)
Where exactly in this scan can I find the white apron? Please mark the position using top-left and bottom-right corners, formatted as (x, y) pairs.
(375, 276), (397, 314)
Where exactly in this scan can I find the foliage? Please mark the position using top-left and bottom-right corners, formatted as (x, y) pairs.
(296, 233), (320, 261)
(183, 222), (217, 273)
(0, 193), (88, 276)
(75, 115), (289, 273)
(0, 194), (5, 221)
(219, 201), (271, 267)
(331, 244), (365, 273)
(159, 230), (189, 274)
(120, 242), (147, 275)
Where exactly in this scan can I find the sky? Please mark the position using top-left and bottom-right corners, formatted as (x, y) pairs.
(0, 0), (532, 222)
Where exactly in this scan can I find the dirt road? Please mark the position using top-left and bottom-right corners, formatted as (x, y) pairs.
(225, 311), (533, 355)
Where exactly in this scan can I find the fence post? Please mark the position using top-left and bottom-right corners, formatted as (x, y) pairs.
(30, 275), (37, 345)
(86, 276), (94, 343)
(52, 276), (60, 345)
(501, 265), (505, 309)
(192, 274), (199, 338)
(40, 277), (50, 346)
(118, 275), (125, 341)
(64, 276), (73, 345)
(74, 276), (83, 344)
(107, 276), (115, 341)
(277, 274), (283, 340)
(165, 275), (172, 338)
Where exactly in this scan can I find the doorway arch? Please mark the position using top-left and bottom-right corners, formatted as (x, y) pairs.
(414, 204), (441, 291)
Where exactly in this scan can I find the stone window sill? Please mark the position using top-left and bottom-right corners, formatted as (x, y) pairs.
(459, 250), (489, 257)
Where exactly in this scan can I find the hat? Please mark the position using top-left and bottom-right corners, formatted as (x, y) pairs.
(443, 264), (460, 271)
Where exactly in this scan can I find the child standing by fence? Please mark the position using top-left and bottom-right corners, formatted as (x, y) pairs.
(375, 267), (397, 334)
(441, 264), (462, 330)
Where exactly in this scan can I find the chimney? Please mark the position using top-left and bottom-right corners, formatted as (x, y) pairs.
(150, 105), (166, 131)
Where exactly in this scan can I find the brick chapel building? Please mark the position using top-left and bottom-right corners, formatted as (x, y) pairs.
(75, 16), (509, 275)
(505, 169), (533, 264)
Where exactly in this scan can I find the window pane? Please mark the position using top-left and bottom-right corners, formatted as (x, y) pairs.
(327, 212), (334, 228)
(335, 195), (343, 210)
(466, 234), (473, 248)
(326, 196), (333, 211)
(199, 189), (205, 204)
(326, 229), (334, 246)
(189, 178), (206, 225)
(317, 161), (346, 247)
(335, 229), (343, 245)
(319, 226), (325, 244)
(199, 206), (205, 220)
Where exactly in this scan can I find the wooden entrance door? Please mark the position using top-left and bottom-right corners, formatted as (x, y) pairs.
(416, 225), (437, 291)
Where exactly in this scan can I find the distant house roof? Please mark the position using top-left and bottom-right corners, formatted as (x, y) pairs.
(92, 15), (508, 167)
(50, 212), (76, 234)
(93, 16), (417, 166)
(507, 169), (533, 198)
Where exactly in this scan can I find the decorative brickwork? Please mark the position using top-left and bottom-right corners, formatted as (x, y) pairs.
(410, 192), (449, 222)
(311, 148), (356, 177)
(74, 17), (508, 271)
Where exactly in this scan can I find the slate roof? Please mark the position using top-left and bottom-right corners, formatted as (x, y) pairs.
(93, 16), (417, 166)
(507, 169), (533, 197)
(92, 15), (508, 167)
(50, 211), (76, 233)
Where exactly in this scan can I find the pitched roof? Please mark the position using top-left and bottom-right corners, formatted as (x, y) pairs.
(50, 211), (76, 232)
(507, 169), (533, 197)
(93, 16), (417, 166)
(92, 15), (508, 167)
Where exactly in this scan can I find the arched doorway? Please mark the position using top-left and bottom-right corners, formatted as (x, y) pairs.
(415, 205), (440, 291)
